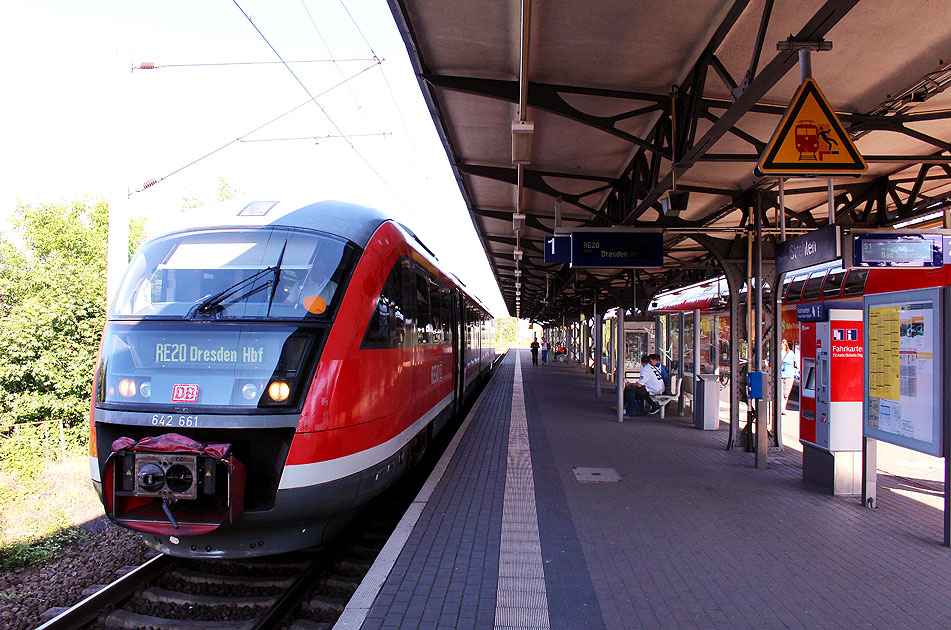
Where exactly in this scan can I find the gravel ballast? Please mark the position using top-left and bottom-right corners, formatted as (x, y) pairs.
(0, 516), (155, 630)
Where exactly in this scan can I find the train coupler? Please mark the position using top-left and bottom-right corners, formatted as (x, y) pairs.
(104, 432), (246, 536)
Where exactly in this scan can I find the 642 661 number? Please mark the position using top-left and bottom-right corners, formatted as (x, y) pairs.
(151, 414), (200, 427)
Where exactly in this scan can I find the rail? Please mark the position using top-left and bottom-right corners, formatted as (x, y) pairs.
(34, 553), (174, 630)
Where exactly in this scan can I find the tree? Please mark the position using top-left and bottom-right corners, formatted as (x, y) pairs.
(495, 316), (517, 346)
(0, 199), (142, 443)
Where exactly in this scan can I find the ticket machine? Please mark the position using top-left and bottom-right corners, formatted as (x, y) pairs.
(798, 305), (864, 495)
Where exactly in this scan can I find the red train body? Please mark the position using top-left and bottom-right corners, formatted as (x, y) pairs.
(89, 201), (496, 558)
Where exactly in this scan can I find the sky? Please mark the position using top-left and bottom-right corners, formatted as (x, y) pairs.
(0, 0), (507, 316)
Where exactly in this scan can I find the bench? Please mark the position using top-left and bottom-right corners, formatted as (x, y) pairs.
(651, 375), (680, 419)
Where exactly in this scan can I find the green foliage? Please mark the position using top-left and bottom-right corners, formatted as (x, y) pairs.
(0, 526), (87, 572)
(0, 200), (108, 436)
(182, 176), (244, 212)
(495, 317), (517, 345)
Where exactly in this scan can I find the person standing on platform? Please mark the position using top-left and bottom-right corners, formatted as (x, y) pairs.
(540, 337), (549, 364)
(530, 335), (540, 365)
(780, 339), (800, 414)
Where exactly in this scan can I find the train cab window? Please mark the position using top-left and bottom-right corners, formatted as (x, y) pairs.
(821, 270), (846, 298)
(801, 272), (826, 302)
(362, 262), (406, 348)
(841, 269), (870, 297)
(415, 273), (432, 344)
(785, 275), (808, 303)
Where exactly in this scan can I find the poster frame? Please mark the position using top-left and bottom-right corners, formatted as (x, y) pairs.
(863, 287), (945, 457)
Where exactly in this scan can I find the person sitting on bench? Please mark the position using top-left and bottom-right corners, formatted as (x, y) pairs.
(624, 355), (663, 415)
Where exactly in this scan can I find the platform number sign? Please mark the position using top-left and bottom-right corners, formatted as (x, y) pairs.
(544, 236), (572, 264)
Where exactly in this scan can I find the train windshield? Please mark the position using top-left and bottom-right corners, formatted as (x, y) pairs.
(112, 228), (355, 320)
(96, 322), (321, 409)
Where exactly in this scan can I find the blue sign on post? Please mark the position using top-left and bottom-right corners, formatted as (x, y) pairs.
(544, 236), (572, 264)
(776, 224), (841, 274)
(570, 231), (663, 268)
(796, 303), (828, 322)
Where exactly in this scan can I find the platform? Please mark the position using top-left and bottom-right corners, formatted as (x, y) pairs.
(336, 350), (951, 629)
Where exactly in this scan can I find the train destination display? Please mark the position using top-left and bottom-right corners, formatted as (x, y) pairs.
(851, 233), (943, 268)
(864, 288), (944, 456)
(570, 230), (663, 268)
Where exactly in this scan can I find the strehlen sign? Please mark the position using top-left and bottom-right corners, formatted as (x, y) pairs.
(776, 224), (841, 274)
(570, 230), (663, 268)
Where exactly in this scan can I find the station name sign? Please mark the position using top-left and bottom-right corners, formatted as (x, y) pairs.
(776, 224), (841, 274)
(569, 230), (663, 268)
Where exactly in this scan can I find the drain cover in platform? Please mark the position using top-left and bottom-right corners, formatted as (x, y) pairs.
(572, 467), (621, 482)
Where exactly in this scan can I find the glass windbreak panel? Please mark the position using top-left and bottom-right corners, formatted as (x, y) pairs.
(801, 272), (826, 301)
(112, 228), (354, 320)
(667, 315), (681, 375)
(821, 270), (846, 298)
(841, 269), (870, 296)
(97, 322), (321, 410)
(700, 315), (716, 374)
(683, 317), (695, 374)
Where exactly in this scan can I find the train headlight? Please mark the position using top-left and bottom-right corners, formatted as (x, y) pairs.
(268, 380), (290, 402)
(241, 383), (259, 401)
(118, 378), (137, 398)
(139, 381), (151, 398)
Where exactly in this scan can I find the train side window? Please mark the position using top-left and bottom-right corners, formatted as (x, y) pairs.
(821, 270), (846, 298)
(786, 275), (807, 302)
(439, 288), (452, 344)
(416, 272), (431, 344)
(429, 279), (442, 344)
(841, 269), (870, 297)
(781, 275), (793, 301)
(801, 271), (826, 301)
(362, 262), (406, 348)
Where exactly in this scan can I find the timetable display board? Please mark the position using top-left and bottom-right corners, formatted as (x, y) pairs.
(864, 288), (944, 456)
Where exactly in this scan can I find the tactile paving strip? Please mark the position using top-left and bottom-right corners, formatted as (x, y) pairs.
(494, 351), (550, 630)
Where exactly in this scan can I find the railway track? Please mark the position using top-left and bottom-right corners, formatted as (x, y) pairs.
(37, 513), (396, 630)
(36, 363), (496, 630)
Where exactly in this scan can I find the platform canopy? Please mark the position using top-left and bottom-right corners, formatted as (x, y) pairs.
(387, 0), (951, 321)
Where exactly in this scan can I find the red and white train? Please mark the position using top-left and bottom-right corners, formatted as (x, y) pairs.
(649, 259), (951, 377)
(89, 200), (497, 558)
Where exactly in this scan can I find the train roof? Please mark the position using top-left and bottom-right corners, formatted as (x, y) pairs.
(147, 200), (391, 249)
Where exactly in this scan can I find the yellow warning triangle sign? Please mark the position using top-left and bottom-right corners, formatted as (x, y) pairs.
(756, 78), (867, 176)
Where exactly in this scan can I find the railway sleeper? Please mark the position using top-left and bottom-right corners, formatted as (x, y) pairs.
(140, 585), (278, 608)
(171, 567), (297, 589)
(105, 608), (253, 630)
(303, 593), (348, 617)
(288, 620), (333, 630)
(320, 573), (361, 597)
(332, 558), (372, 576)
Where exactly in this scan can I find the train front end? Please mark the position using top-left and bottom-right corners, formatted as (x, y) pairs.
(89, 208), (362, 557)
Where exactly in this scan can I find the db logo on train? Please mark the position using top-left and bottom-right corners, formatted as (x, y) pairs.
(171, 384), (200, 403)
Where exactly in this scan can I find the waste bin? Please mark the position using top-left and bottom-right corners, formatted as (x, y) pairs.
(694, 374), (720, 430)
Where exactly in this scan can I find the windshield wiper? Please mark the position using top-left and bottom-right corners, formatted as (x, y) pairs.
(193, 242), (288, 317)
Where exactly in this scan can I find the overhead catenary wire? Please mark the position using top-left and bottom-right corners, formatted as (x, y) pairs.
(239, 132), (387, 143)
(132, 61), (380, 195)
(133, 59), (375, 71)
(232, 0), (411, 209)
(299, 0), (422, 168)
